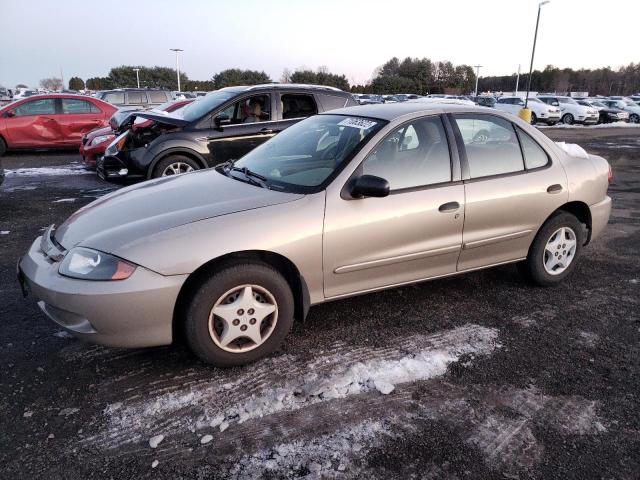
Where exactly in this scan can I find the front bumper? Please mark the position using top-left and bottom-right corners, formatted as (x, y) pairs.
(97, 153), (144, 181)
(589, 196), (612, 243)
(18, 236), (187, 348)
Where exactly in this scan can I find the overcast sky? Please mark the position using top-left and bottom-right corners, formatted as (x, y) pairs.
(1, 0), (637, 89)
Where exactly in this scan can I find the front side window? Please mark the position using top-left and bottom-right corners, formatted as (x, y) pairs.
(62, 99), (100, 114)
(14, 98), (56, 116)
(516, 127), (549, 169)
(281, 94), (318, 120)
(219, 94), (271, 125)
(362, 116), (451, 190)
(232, 114), (384, 192)
(104, 92), (125, 104)
(454, 115), (524, 178)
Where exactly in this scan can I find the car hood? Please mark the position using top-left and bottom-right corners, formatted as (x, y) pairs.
(111, 111), (189, 132)
(54, 169), (304, 256)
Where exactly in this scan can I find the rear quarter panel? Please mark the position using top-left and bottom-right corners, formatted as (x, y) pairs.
(559, 153), (609, 206)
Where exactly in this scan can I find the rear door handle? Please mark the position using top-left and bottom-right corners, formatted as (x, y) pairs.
(259, 128), (274, 134)
(547, 184), (563, 194)
(439, 201), (460, 213)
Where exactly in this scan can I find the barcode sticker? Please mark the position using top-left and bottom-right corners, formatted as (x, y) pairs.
(338, 117), (378, 130)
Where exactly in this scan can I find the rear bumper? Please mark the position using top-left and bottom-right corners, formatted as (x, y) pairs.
(18, 237), (187, 348)
(589, 196), (612, 243)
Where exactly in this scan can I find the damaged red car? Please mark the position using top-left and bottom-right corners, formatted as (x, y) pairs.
(0, 94), (117, 156)
(80, 98), (194, 168)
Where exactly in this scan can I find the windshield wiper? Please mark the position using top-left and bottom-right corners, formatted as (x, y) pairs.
(218, 161), (270, 189)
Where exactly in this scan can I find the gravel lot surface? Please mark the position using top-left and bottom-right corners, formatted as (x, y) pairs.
(1, 127), (638, 479)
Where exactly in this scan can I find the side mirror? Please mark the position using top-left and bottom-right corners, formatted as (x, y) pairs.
(214, 113), (231, 128)
(350, 175), (390, 199)
(5, 110), (16, 118)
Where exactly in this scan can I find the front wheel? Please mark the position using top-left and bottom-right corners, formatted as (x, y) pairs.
(561, 113), (574, 125)
(530, 113), (537, 125)
(0, 136), (6, 157)
(152, 155), (200, 178)
(184, 263), (295, 366)
(518, 212), (584, 287)
(630, 114), (640, 124)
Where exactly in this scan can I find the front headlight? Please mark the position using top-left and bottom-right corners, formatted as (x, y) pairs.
(59, 247), (137, 281)
(91, 134), (114, 146)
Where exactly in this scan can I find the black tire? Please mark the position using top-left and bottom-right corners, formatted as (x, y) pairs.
(0, 136), (6, 157)
(630, 114), (640, 124)
(518, 212), (585, 287)
(152, 155), (200, 178)
(547, 121), (558, 126)
(530, 113), (537, 125)
(561, 113), (574, 125)
(184, 262), (295, 367)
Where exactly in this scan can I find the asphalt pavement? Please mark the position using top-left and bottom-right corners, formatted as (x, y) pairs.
(0, 127), (638, 479)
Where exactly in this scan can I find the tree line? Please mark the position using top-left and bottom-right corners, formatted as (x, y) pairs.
(53, 59), (640, 96)
(478, 64), (640, 96)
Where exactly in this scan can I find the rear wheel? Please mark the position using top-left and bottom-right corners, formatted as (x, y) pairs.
(630, 114), (640, 124)
(518, 212), (584, 287)
(152, 155), (200, 178)
(184, 262), (295, 367)
(561, 113), (574, 125)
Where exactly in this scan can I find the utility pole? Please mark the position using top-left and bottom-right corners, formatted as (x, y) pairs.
(474, 65), (482, 97)
(170, 48), (184, 92)
(60, 68), (64, 91)
(515, 64), (521, 94)
(133, 68), (141, 88)
(525, 1), (550, 108)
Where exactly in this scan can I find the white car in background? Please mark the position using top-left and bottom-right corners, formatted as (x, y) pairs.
(410, 97), (476, 106)
(495, 96), (560, 125)
(537, 95), (598, 125)
(602, 99), (640, 123)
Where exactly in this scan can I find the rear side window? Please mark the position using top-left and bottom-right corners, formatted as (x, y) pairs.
(362, 116), (451, 190)
(126, 92), (147, 104)
(103, 92), (125, 104)
(149, 91), (168, 103)
(62, 99), (101, 114)
(14, 98), (56, 116)
(281, 94), (317, 119)
(516, 127), (550, 169)
(454, 115), (524, 178)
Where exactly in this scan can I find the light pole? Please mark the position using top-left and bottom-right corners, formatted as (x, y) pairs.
(133, 68), (141, 88)
(515, 64), (521, 93)
(170, 48), (184, 92)
(474, 65), (482, 97)
(524, 1), (550, 109)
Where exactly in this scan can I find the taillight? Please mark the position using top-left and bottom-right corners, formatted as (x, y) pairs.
(608, 165), (613, 184)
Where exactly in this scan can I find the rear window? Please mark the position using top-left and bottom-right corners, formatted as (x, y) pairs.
(126, 91), (147, 104)
(281, 94), (318, 119)
(62, 99), (101, 114)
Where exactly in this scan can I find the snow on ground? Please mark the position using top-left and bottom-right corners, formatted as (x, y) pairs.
(52, 198), (76, 203)
(5, 165), (92, 176)
(538, 121), (640, 129)
(81, 324), (499, 451)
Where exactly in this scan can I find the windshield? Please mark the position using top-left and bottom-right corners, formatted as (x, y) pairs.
(178, 90), (238, 122)
(231, 114), (385, 193)
(590, 101), (606, 108)
(528, 98), (542, 104)
(558, 97), (577, 105)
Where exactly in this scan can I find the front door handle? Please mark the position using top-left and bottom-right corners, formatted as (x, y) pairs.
(547, 184), (563, 194)
(259, 128), (274, 134)
(438, 201), (460, 213)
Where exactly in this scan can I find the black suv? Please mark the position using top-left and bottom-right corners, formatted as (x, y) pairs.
(96, 89), (173, 108)
(99, 84), (357, 181)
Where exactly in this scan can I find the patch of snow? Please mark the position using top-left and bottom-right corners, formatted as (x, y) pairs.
(200, 434), (213, 444)
(53, 198), (76, 203)
(23, 411), (33, 418)
(148, 434), (164, 449)
(539, 121), (640, 129)
(53, 331), (72, 338)
(58, 407), (79, 417)
(47, 433), (54, 439)
(2, 185), (38, 192)
(0, 231), (9, 235)
(630, 279), (638, 284)
(151, 460), (159, 468)
(555, 142), (589, 159)
(374, 380), (395, 395)
(5, 166), (92, 177)
(88, 325), (499, 450)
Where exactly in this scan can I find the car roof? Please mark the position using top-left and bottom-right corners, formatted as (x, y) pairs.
(217, 83), (350, 95)
(324, 102), (492, 121)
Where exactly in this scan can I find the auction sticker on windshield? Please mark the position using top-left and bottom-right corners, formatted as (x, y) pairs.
(338, 117), (378, 129)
